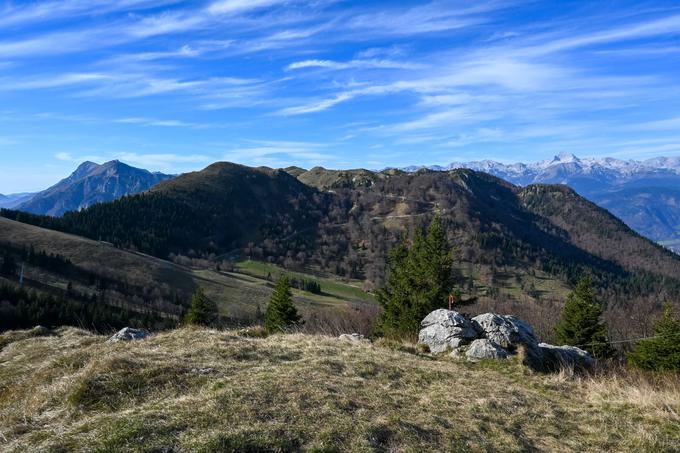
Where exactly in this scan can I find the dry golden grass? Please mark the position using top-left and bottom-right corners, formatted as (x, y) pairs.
(0, 327), (678, 452)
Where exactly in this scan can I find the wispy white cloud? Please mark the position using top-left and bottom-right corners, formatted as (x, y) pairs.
(0, 0), (182, 27)
(222, 139), (335, 166)
(278, 92), (356, 115)
(0, 73), (113, 90)
(278, 55), (571, 115)
(55, 152), (75, 161)
(115, 152), (212, 170)
(208, 0), (289, 15)
(389, 108), (500, 132)
(345, 2), (500, 37)
(104, 45), (201, 64)
(286, 58), (425, 71)
(511, 14), (680, 57)
(64, 73), (264, 99)
(114, 117), (215, 128)
(55, 151), (212, 172)
(635, 117), (680, 131)
(124, 11), (207, 38)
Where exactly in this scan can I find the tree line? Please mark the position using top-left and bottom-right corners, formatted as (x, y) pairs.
(0, 283), (165, 332)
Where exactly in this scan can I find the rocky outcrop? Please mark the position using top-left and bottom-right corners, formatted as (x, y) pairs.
(107, 327), (151, 343)
(471, 313), (544, 368)
(539, 343), (595, 370)
(465, 339), (509, 361)
(471, 313), (538, 348)
(418, 310), (595, 371)
(417, 309), (477, 353)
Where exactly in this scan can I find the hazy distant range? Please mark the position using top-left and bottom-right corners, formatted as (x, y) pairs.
(403, 153), (680, 253)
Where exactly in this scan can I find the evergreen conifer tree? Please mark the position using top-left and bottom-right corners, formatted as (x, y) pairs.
(375, 238), (412, 338)
(0, 254), (16, 276)
(555, 276), (612, 358)
(265, 276), (302, 332)
(184, 288), (219, 327)
(628, 305), (680, 371)
(420, 215), (454, 313)
(376, 215), (454, 339)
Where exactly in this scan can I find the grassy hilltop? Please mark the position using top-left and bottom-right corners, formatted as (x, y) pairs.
(1, 327), (678, 452)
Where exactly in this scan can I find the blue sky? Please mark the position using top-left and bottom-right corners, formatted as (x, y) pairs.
(2, 0), (680, 192)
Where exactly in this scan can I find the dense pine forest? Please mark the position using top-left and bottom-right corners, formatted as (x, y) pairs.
(0, 239), (184, 332)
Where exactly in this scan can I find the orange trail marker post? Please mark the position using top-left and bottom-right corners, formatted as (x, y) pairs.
(448, 293), (456, 311)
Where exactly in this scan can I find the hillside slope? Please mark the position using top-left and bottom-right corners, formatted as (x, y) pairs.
(0, 327), (677, 452)
(519, 185), (680, 279)
(17, 160), (174, 217)
(0, 217), (374, 331)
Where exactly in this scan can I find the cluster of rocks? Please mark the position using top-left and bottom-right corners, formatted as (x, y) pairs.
(418, 309), (594, 371)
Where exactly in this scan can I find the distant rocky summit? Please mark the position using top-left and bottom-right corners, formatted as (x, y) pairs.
(17, 160), (174, 217)
(418, 309), (594, 371)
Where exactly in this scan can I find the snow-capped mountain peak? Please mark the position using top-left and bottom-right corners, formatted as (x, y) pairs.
(550, 152), (580, 164)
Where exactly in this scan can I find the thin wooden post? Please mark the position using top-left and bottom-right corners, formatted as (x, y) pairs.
(448, 293), (456, 311)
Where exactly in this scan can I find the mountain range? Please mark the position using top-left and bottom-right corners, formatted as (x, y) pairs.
(4, 161), (679, 342)
(403, 153), (680, 252)
(3, 160), (174, 217)
(0, 192), (35, 209)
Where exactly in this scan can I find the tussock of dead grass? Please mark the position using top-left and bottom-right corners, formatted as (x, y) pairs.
(0, 327), (678, 452)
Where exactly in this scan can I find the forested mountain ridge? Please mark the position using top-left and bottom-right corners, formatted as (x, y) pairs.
(4, 162), (328, 257)
(519, 184), (680, 279)
(3, 162), (680, 341)
(16, 160), (174, 217)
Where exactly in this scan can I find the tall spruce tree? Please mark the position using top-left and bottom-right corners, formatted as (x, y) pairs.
(554, 276), (612, 358)
(184, 288), (219, 327)
(376, 215), (454, 339)
(628, 305), (680, 372)
(375, 238), (411, 338)
(265, 276), (302, 332)
(421, 214), (454, 312)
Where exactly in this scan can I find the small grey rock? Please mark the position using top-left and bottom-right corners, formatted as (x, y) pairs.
(465, 339), (509, 361)
(339, 333), (368, 343)
(448, 347), (465, 359)
(191, 367), (217, 375)
(107, 327), (151, 343)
